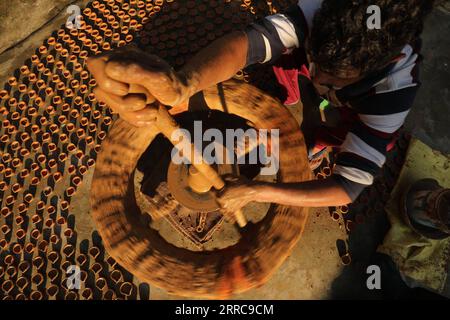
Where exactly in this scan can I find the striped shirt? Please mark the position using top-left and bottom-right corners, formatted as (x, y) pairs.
(244, 0), (421, 200)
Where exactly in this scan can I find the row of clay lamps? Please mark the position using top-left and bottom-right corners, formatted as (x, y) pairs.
(2, 0), (263, 300)
(0, 0), (153, 226)
(135, 0), (255, 67)
(312, 159), (353, 226)
(0, 0), (164, 218)
(0, 241), (140, 300)
(0, 28), (113, 222)
(1, 0), (163, 300)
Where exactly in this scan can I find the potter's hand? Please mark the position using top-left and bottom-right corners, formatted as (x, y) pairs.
(86, 46), (192, 127)
(216, 175), (260, 221)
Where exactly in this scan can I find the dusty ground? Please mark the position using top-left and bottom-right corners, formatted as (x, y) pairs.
(0, 0), (449, 300)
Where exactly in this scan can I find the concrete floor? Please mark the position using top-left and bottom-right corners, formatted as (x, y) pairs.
(404, 3), (450, 154)
(0, 0), (449, 300)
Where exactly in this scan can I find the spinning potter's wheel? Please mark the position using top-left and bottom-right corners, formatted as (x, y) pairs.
(135, 108), (275, 250)
(90, 80), (312, 298)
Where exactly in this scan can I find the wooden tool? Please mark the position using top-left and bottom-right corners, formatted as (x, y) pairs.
(128, 84), (247, 227)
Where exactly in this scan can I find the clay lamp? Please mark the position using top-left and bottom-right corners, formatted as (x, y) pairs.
(61, 261), (71, 273)
(0, 182), (8, 192)
(1, 225), (11, 236)
(33, 256), (45, 270)
(87, 158), (96, 168)
(37, 154), (47, 165)
(36, 200), (45, 213)
(0, 239), (8, 250)
(4, 168), (13, 179)
(76, 253), (87, 267)
(82, 288), (94, 300)
(8, 98), (17, 108)
(11, 158), (22, 168)
(1, 280), (14, 295)
(29, 290), (43, 300)
(18, 260), (30, 274)
(106, 256), (117, 268)
(10, 141), (20, 151)
(48, 251), (60, 264)
(68, 165), (77, 175)
(56, 217), (67, 226)
(31, 163), (40, 172)
(30, 229), (41, 241)
(24, 193), (33, 204)
(79, 165), (88, 176)
(72, 176), (82, 187)
(7, 125), (17, 135)
(0, 135), (9, 145)
(4, 254), (16, 266)
(60, 200), (70, 211)
(65, 124), (76, 135)
(31, 274), (44, 286)
(17, 203), (28, 214)
(38, 240), (48, 253)
(49, 234), (60, 245)
(58, 115), (67, 125)
(92, 110), (102, 120)
(24, 243), (35, 254)
(47, 285), (59, 298)
(12, 244), (23, 255)
(119, 282), (134, 297)
(103, 290), (116, 300)
(4, 195), (15, 206)
(47, 269), (59, 282)
(31, 54), (40, 64)
(89, 246), (101, 259)
(94, 144), (101, 154)
(85, 136), (94, 146)
(92, 262), (103, 275)
(109, 270), (124, 285)
(64, 228), (75, 239)
(31, 214), (42, 225)
(31, 141), (41, 152)
(6, 266), (17, 278)
(15, 228), (26, 240)
(95, 278), (108, 292)
(76, 129), (86, 139)
(58, 152), (68, 162)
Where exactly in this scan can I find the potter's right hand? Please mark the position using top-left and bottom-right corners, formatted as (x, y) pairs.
(86, 46), (192, 127)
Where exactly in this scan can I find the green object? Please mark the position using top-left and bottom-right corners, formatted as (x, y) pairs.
(319, 99), (329, 111)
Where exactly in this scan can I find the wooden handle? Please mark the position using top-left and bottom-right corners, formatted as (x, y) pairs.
(128, 84), (247, 227)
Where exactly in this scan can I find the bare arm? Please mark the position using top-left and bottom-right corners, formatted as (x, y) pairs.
(217, 177), (352, 213)
(180, 31), (249, 96)
(254, 178), (352, 207)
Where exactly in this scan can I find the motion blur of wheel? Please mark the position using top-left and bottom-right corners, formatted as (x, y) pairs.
(90, 79), (312, 298)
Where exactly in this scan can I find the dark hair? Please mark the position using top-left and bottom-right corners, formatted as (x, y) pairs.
(310, 0), (434, 77)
